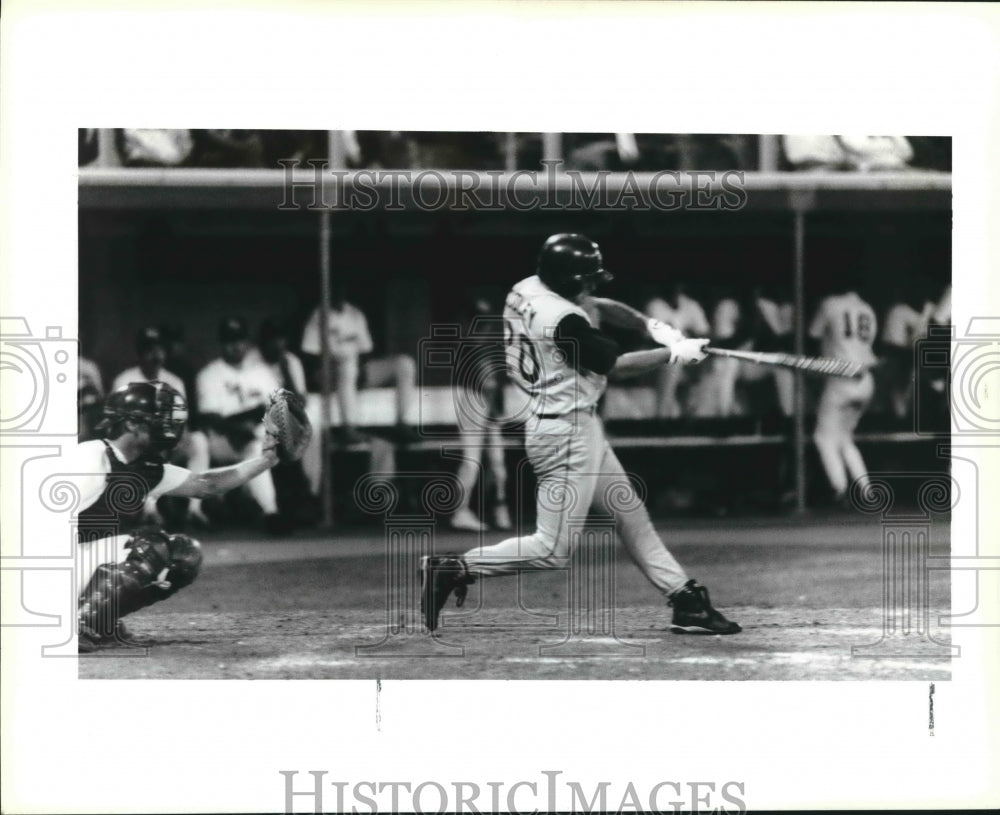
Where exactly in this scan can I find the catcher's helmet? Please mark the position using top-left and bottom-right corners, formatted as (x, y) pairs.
(536, 233), (613, 299)
(98, 381), (188, 450)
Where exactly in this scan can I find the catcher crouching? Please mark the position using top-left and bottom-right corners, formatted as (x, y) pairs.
(71, 382), (310, 652)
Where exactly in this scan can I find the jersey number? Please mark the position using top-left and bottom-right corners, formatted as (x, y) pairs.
(503, 318), (540, 385)
(842, 311), (874, 342)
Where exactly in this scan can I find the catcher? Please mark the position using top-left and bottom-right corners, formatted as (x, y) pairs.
(70, 381), (310, 652)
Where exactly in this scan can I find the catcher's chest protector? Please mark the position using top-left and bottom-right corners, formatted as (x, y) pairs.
(76, 442), (164, 544)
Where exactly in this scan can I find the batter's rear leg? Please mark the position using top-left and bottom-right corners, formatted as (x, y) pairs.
(592, 444), (741, 635)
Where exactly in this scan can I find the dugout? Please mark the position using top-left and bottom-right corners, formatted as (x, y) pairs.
(78, 140), (951, 521)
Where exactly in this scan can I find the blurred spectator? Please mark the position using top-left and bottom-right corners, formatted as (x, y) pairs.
(116, 129), (326, 169)
(386, 132), (545, 172)
(508, 133), (544, 170)
(196, 317), (286, 534)
(450, 295), (511, 532)
(159, 322), (200, 419)
(564, 133), (636, 171)
(79, 128), (99, 167)
(247, 319), (318, 527)
(782, 135), (913, 171)
(78, 354), (105, 441)
(260, 130), (328, 167)
(406, 132), (505, 170)
(111, 326), (211, 526)
(189, 130), (266, 168)
(116, 129), (194, 167)
(880, 287), (935, 419)
(659, 134), (753, 171)
(566, 133), (754, 172)
(347, 131), (506, 170)
(645, 282), (711, 418)
(349, 131), (415, 169)
(247, 319), (307, 395)
(111, 326), (187, 395)
(300, 282), (418, 445)
(687, 291), (744, 417)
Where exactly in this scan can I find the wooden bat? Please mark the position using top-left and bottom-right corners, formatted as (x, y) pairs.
(704, 346), (866, 379)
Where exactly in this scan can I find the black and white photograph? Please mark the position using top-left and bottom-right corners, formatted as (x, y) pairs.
(2, 2), (999, 813)
(73, 129), (953, 681)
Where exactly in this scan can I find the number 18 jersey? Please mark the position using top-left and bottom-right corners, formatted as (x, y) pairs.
(503, 275), (607, 417)
(809, 291), (878, 366)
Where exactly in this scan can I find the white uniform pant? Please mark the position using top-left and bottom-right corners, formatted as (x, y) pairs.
(653, 363), (686, 418)
(330, 354), (418, 428)
(813, 372), (875, 495)
(464, 412), (688, 596)
(688, 356), (741, 417)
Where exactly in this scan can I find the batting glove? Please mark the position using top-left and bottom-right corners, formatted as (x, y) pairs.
(668, 337), (709, 365)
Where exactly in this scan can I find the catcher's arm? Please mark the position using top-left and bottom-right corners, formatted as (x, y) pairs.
(168, 391), (310, 498)
(166, 449), (279, 499)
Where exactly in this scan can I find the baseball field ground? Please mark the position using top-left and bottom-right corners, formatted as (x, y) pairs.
(78, 512), (951, 681)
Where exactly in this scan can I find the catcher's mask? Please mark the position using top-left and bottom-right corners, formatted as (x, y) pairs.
(536, 233), (614, 299)
(98, 381), (188, 452)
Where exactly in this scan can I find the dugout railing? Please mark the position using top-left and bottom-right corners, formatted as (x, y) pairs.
(78, 143), (951, 524)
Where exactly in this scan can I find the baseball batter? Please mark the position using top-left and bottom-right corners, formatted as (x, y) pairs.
(809, 286), (878, 503)
(66, 381), (283, 651)
(421, 233), (742, 635)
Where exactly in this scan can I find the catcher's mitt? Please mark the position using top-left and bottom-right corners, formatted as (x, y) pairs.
(263, 389), (312, 463)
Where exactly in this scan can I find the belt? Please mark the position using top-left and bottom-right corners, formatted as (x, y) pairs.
(537, 405), (597, 420)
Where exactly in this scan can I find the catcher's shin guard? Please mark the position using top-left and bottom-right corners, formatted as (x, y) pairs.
(77, 529), (203, 644)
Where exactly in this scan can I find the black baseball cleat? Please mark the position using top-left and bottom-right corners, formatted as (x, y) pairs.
(78, 623), (104, 653)
(78, 619), (144, 652)
(420, 555), (474, 632)
(668, 579), (742, 635)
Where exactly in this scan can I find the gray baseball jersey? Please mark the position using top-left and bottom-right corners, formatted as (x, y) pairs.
(463, 275), (688, 595)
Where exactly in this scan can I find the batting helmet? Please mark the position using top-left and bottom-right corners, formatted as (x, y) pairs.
(98, 381), (188, 451)
(536, 233), (613, 299)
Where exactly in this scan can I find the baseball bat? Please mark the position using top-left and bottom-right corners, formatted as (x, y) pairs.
(704, 346), (866, 379)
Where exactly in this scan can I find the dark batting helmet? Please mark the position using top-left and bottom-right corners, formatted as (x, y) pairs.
(536, 233), (613, 299)
(97, 381), (188, 450)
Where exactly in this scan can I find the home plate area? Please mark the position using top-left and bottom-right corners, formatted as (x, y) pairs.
(78, 516), (952, 681)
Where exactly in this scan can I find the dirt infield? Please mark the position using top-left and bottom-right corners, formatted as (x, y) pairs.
(78, 514), (952, 681)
